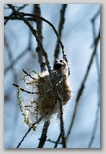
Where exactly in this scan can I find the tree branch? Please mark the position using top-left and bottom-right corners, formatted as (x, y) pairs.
(34, 4), (46, 72)
(54, 4), (67, 61)
(54, 133), (61, 148)
(13, 83), (39, 94)
(37, 121), (50, 148)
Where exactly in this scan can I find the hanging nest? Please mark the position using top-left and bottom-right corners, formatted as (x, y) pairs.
(14, 59), (73, 129)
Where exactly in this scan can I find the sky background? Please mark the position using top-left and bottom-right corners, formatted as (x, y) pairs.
(4, 4), (100, 148)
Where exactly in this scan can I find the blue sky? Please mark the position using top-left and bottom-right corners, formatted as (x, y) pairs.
(4, 4), (100, 148)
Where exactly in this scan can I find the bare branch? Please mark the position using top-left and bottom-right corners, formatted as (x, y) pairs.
(91, 8), (100, 48)
(91, 9), (100, 22)
(13, 83), (39, 94)
(46, 138), (62, 145)
(88, 99), (100, 148)
(54, 133), (61, 148)
(22, 69), (35, 80)
(34, 4), (46, 72)
(76, 31), (100, 102)
(54, 4), (67, 61)
(17, 4), (29, 11)
(37, 121), (50, 148)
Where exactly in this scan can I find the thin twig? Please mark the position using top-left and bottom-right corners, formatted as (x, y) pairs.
(54, 133), (62, 148)
(13, 83), (39, 94)
(90, 8), (100, 48)
(17, 4), (29, 11)
(76, 31), (100, 102)
(88, 100), (100, 148)
(46, 138), (62, 144)
(22, 69), (35, 80)
(91, 9), (100, 22)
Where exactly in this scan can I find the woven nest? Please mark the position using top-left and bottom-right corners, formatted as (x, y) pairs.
(17, 59), (73, 129)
